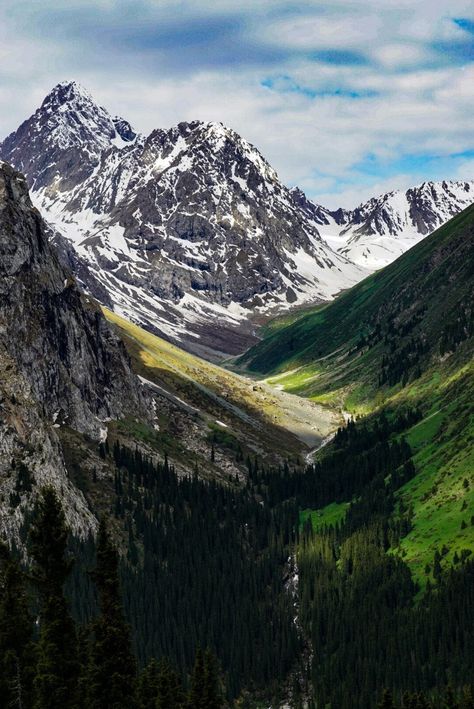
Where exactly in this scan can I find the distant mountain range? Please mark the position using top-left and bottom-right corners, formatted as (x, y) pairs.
(312, 180), (474, 269)
(1, 81), (473, 356)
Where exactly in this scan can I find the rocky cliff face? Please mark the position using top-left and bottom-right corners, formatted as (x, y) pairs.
(0, 162), (145, 539)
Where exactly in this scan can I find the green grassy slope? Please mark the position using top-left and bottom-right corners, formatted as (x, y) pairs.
(239, 206), (474, 580)
(102, 308), (339, 467)
(240, 204), (474, 406)
(395, 359), (474, 582)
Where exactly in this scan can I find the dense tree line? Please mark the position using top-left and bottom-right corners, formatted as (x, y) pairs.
(291, 414), (474, 709)
(110, 443), (300, 699)
(0, 487), (224, 708)
(1, 402), (472, 708)
(248, 409), (419, 511)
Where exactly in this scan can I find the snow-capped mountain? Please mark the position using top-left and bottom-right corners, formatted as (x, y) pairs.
(0, 81), (364, 357)
(1, 81), (137, 197)
(316, 181), (474, 269)
(2, 81), (472, 357)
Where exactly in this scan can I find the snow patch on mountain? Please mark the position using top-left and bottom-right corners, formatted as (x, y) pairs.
(316, 180), (474, 269)
(2, 82), (472, 356)
(1, 82), (366, 357)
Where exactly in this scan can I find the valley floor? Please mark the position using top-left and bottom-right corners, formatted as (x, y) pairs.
(104, 308), (343, 470)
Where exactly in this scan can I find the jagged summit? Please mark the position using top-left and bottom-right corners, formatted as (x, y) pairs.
(0, 83), (363, 357)
(41, 81), (136, 145)
(40, 80), (93, 108)
(0, 81), (138, 195)
(2, 81), (473, 356)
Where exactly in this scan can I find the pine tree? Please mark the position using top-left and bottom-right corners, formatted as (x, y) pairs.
(88, 517), (137, 709)
(155, 657), (185, 709)
(188, 647), (206, 709)
(29, 486), (79, 709)
(444, 685), (459, 709)
(401, 692), (416, 709)
(203, 648), (222, 709)
(460, 686), (474, 709)
(414, 693), (431, 709)
(76, 625), (92, 709)
(137, 657), (159, 709)
(0, 542), (34, 709)
(378, 688), (396, 709)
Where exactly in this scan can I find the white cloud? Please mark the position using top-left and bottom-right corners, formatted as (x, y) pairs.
(374, 43), (433, 68)
(260, 13), (383, 51)
(0, 0), (472, 208)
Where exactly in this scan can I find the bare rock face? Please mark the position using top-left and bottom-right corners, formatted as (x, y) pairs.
(0, 351), (96, 542)
(0, 162), (145, 539)
(0, 162), (143, 435)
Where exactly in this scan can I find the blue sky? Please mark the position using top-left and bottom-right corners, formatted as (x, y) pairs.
(0, 0), (473, 207)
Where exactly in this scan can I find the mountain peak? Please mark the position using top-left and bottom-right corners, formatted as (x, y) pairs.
(41, 80), (93, 109)
(0, 81), (138, 193)
(36, 81), (116, 149)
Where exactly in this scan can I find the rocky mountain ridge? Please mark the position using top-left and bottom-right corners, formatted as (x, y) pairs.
(0, 161), (145, 539)
(314, 180), (474, 269)
(1, 82), (364, 358)
(1, 82), (473, 356)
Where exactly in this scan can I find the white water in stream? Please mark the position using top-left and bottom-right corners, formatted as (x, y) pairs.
(304, 410), (352, 465)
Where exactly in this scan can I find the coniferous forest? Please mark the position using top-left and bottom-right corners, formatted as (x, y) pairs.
(1, 409), (473, 708)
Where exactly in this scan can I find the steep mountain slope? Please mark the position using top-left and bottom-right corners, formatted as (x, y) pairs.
(240, 204), (474, 577)
(0, 161), (145, 539)
(317, 180), (474, 269)
(102, 307), (340, 473)
(0, 82), (363, 358)
(242, 203), (474, 387)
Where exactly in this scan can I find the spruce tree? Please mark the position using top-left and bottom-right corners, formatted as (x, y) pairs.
(414, 693), (431, 709)
(155, 657), (185, 709)
(0, 542), (34, 709)
(137, 657), (159, 709)
(76, 625), (92, 709)
(444, 685), (459, 709)
(202, 649), (222, 709)
(29, 486), (79, 709)
(88, 517), (137, 709)
(401, 692), (416, 709)
(460, 687), (474, 709)
(378, 688), (396, 709)
(188, 647), (206, 709)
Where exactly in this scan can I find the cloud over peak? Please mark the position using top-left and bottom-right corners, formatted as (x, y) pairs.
(0, 0), (473, 207)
